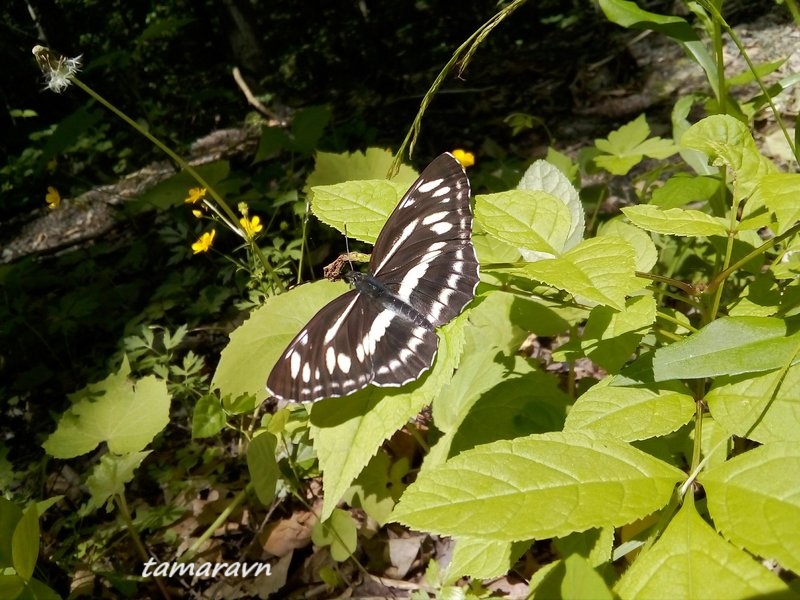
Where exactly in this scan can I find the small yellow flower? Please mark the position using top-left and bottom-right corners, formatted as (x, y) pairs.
(184, 187), (207, 204)
(451, 149), (475, 168)
(191, 209), (203, 218)
(192, 230), (216, 254)
(239, 215), (263, 238)
(45, 186), (61, 209)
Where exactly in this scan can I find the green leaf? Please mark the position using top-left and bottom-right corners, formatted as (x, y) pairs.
(444, 537), (529, 584)
(652, 316), (800, 381)
(191, 393), (227, 439)
(289, 105), (331, 154)
(524, 236), (640, 310)
(130, 160), (230, 213)
(594, 115), (677, 175)
(0, 498), (22, 569)
(554, 528), (614, 568)
(305, 148), (418, 192)
(706, 364), (800, 443)
(311, 508), (357, 562)
(565, 376), (694, 441)
(598, 0), (724, 102)
(597, 219), (658, 273)
(247, 432), (279, 506)
(0, 575), (25, 599)
(577, 295), (657, 372)
(614, 500), (791, 599)
(622, 205), (728, 237)
(517, 159), (584, 251)
(11, 504), (38, 581)
(213, 280), (349, 402)
(311, 179), (407, 242)
(753, 173), (800, 235)
(699, 442), (800, 574)
(475, 189), (572, 257)
(86, 452), (150, 509)
(650, 175), (721, 209)
(42, 358), (170, 458)
(311, 311), (469, 521)
(392, 431), (684, 540)
(681, 115), (777, 204)
(344, 451), (408, 525)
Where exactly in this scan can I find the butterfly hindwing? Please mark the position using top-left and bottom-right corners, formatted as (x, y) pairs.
(266, 152), (479, 402)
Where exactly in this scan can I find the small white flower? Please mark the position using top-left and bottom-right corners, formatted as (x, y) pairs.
(32, 45), (82, 93)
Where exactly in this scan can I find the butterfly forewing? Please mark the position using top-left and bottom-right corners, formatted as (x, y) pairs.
(266, 152), (479, 402)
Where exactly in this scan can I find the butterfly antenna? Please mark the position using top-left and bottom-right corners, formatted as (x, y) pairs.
(343, 224), (355, 273)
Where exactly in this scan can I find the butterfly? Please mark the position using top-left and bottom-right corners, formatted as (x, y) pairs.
(266, 152), (480, 402)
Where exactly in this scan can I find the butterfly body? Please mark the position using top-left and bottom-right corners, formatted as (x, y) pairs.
(267, 152), (479, 402)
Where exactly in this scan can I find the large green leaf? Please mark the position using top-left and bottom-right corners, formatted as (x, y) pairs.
(614, 500), (791, 599)
(700, 443), (800, 574)
(753, 173), (800, 236)
(212, 280), (348, 402)
(444, 537), (529, 583)
(622, 205), (728, 237)
(652, 316), (800, 381)
(681, 115), (777, 204)
(565, 376), (694, 441)
(476, 189), (571, 257)
(86, 451), (151, 510)
(311, 179), (407, 242)
(42, 358), (170, 458)
(597, 218), (657, 272)
(11, 504), (38, 581)
(524, 236), (640, 310)
(247, 432), (279, 506)
(594, 114), (677, 175)
(706, 364), (800, 443)
(392, 431), (684, 540)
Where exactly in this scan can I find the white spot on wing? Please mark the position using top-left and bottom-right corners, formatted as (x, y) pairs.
(373, 218), (419, 274)
(417, 178), (444, 193)
(302, 362), (311, 382)
(337, 353), (352, 373)
(290, 352), (301, 378)
(325, 346), (336, 374)
(432, 186), (451, 198)
(430, 221), (453, 235)
(324, 295), (361, 343)
(397, 262), (430, 302)
(422, 211), (447, 225)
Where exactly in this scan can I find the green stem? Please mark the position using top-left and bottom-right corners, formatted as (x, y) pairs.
(179, 485), (251, 562)
(117, 493), (171, 599)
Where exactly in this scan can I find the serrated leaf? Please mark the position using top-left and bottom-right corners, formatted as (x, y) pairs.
(305, 148), (418, 192)
(311, 311), (469, 521)
(344, 451), (408, 524)
(476, 189), (571, 257)
(11, 504), (38, 581)
(622, 205), (728, 237)
(444, 537), (529, 584)
(42, 359), (170, 458)
(311, 508), (357, 562)
(565, 376), (694, 441)
(614, 500), (791, 599)
(524, 236), (640, 310)
(706, 364), (800, 443)
(555, 528), (614, 568)
(594, 115), (677, 175)
(213, 280), (349, 402)
(86, 451), (150, 509)
(392, 431), (684, 541)
(597, 219), (658, 272)
(753, 172), (800, 235)
(652, 316), (800, 381)
(699, 442), (800, 574)
(247, 432), (279, 506)
(578, 295), (657, 372)
(311, 179), (407, 242)
(681, 115), (777, 204)
(518, 159), (584, 251)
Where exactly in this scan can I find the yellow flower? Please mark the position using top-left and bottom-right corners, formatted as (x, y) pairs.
(451, 149), (475, 168)
(239, 215), (263, 238)
(191, 209), (203, 218)
(45, 186), (61, 209)
(192, 230), (216, 254)
(184, 187), (207, 204)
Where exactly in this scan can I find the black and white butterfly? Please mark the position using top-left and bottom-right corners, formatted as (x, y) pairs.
(267, 152), (480, 402)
